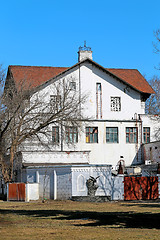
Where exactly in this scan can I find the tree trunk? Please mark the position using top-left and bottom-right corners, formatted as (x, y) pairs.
(9, 145), (15, 182)
(0, 140), (15, 183)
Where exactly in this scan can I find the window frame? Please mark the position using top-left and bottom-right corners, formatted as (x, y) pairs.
(50, 95), (61, 112)
(69, 81), (76, 91)
(86, 127), (98, 143)
(110, 96), (121, 112)
(65, 126), (78, 143)
(143, 127), (150, 143)
(52, 126), (59, 144)
(126, 127), (138, 143)
(106, 127), (119, 143)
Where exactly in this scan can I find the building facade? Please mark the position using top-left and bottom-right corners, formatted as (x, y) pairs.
(5, 45), (159, 199)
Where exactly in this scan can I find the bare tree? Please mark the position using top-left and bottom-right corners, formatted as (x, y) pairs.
(145, 29), (160, 114)
(153, 29), (160, 56)
(0, 72), (87, 183)
(145, 76), (160, 114)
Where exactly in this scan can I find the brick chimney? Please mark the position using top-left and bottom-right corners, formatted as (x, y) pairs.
(78, 41), (92, 62)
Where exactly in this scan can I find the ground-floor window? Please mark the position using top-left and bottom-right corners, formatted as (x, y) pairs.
(143, 127), (150, 143)
(86, 127), (98, 143)
(65, 126), (78, 143)
(126, 127), (138, 143)
(106, 127), (118, 143)
(52, 126), (59, 143)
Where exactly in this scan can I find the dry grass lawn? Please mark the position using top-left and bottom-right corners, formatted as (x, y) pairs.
(0, 200), (160, 239)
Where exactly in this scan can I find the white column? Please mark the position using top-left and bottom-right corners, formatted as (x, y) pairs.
(54, 170), (57, 200)
(36, 170), (39, 183)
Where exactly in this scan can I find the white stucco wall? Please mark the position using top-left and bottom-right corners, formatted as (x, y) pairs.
(22, 151), (90, 164)
(56, 168), (72, 200)
(79, 62), (144, 120)
(140, 115), (160, 142)
(111, 175), (124, 200)
(25, 183), (39, 201)
(71, 165), (112, 197)
(21, 61), (150, 168)
(21, 120), (143, 168)
(23, 165), (114, 200)
(143, 141), (160, 163)
(30, 61), (144, 121)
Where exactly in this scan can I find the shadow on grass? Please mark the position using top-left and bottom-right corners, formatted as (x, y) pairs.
(122, 202), (160, 209)
(0, 208), (160, 229)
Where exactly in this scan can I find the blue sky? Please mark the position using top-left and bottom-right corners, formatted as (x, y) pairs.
(0, 0), (160, 80)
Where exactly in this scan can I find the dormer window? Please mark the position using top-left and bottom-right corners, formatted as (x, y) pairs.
(111, 97), (121, 111)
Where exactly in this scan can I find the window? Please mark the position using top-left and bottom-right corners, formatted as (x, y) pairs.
(143, 127), (150, 143)
(86, 127), (98, 143)
(52, 127), (59, 143)
(69, 81), (76, 90)
(141, 96), (146, 110)
(111, 97), (121, 111)
(65, 127), (78, 143)
(96, 83), (102, 119)
(141, 101), (145, 110)
(106, 127), (118, 143)
(50, 95), (61, 112)
(126, 127), (138, 143)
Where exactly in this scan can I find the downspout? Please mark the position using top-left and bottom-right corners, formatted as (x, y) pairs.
(60, 122), (63, 152)
(60, 78), (65, 152)
(139, 115), (143, 163)
(135, 115), (139, 162)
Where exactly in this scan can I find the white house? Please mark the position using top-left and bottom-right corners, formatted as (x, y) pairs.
(6, 44), (159, 199)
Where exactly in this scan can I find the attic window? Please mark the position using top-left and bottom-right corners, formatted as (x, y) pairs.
(111, 97), (121, 111)
(69, 82), (76, 90)
(50, 95), (61, 112)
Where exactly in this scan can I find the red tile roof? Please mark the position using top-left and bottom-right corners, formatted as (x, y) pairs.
(8, 63), (154, 94)
(106, 68), (154, 94)
(8, 65), (69, 89)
